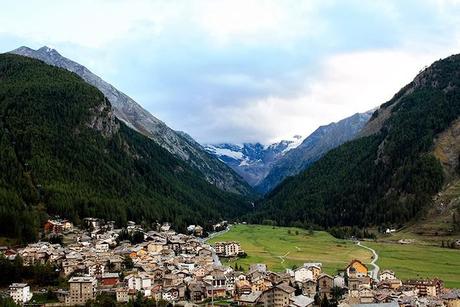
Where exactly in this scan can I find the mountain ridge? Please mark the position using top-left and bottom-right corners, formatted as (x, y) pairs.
(0, 54), (251, 242)
(253, 53), (460, 228)
(204, 135), (303, 186)
(205, 111), (372, 193)
(9, 46), (252, 195)
(255, 111), (372, 193)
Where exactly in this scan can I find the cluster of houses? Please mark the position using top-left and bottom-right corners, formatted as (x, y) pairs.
(2, 219), (460, 306)
(230, 261), (458, 307)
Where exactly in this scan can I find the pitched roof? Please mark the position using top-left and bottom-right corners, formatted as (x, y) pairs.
(290, 294), (314, 307)
(239, 291), (263, 303)
(276, 283), (296, 294)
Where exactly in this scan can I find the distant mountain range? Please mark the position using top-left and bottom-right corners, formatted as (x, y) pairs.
(256, 111), (373, 193)
(205, 112), (372, 193)
(204, 136), (303, 186)
(9, 46), (252, 195)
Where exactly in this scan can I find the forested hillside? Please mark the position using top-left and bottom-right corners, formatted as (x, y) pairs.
(10, 46), (253, 196)
(0, 54), (251, 242)
(255, 111), (372, 194)
(253, 54), (460, 228)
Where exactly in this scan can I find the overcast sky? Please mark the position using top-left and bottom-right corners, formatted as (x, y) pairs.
(1, 0), (460, 144)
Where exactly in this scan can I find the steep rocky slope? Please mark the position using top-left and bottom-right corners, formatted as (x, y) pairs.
(256, 111), (372, 194)
(204, 136), (303, 186)
(0, 54), (251, 242)
(9, 46), (252, 195)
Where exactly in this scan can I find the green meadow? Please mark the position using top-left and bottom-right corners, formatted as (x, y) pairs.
(367, 242), (460, 288)
(209, 224), (460, 288)
(207, 224), (372, 274)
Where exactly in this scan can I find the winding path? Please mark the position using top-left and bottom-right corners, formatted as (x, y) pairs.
(277, 251), (290, 264)
(356, 241), (380, 280)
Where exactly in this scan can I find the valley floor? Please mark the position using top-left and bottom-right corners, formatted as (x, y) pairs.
(366, 241), (460, 288)
(209, 224), (460, 288)
(207, 224), (372, 275)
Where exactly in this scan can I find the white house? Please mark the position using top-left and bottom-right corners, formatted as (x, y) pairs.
(125, 273), (152, 297)
(333, 275), (346, 288)
(95, 243), (109, 252)
(380, 270), (397, 281)
(116, 287), (129, 303)
(294, 267), (314, 282)
(9, 283), (32, 304)
(214, 241), (243, 257)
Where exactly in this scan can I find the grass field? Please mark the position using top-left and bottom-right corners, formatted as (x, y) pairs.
(367, 241), (460, 288)
(209, 224), (460, 288)
(207, 224), (372, 275)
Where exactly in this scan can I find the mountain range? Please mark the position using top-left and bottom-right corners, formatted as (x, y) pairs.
(9, 46), (252, 196)
(205, 111), (372, 193)
(0, 53), (251, 242)
(2, 46), (460, 243)
(253, 53), (460, 230)
(204, 135), (303, 186)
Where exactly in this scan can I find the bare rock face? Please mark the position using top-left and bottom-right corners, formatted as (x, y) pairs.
(87, 101), (120, 138)
(10, 46), (252, 195)
(205, 111), (372, 194)
(204, 137), (303, 187)
(255, 111), (372, 194)
(434, 118), (460, 180)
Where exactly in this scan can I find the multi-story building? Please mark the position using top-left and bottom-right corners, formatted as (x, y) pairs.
(44, 219), (73, 233)
(346, 259), (369, 278)
(259, 283), (296, 307)
(125, 272), (152, 297)
(404, 279), (443, 297)
(318, 273), (334, 299)
(295, 267), (314, 282)
(67, 276), (96, 305)
(379, 270), (396, 281)
(9, 283), (32, 304)
(116, 287), (129, 303)
(213, 241), (243, 257)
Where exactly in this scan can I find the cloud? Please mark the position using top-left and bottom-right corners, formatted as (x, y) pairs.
(196, 50), (449, 144)
(1, 0), (460, 144)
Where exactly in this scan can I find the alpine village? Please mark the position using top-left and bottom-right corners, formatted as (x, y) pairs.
(1, 3), (460, 307)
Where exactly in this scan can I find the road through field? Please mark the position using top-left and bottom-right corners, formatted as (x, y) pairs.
(357, 241), (379, 280)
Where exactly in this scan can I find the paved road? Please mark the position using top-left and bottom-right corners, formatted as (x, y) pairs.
(201, 226), (232, 267)
(356, 241), (380, 280)
(206, 225), (231, 241)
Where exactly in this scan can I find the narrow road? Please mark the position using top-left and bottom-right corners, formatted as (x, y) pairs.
(356, 241), (380, 281)
(206, 225), (231, 241)
(201, 226), (232, 267)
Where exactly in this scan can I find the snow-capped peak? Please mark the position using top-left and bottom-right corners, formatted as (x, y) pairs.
(282, 135), (304, 153)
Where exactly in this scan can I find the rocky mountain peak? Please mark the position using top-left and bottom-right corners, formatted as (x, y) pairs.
(38, 46), (59, 54)
(9, 46), (252, 195)
(204, 136), (304, 186)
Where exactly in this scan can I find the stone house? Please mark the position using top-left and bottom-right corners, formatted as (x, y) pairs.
(317, 274), (334, 299)
(259, 283), (296, 307)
